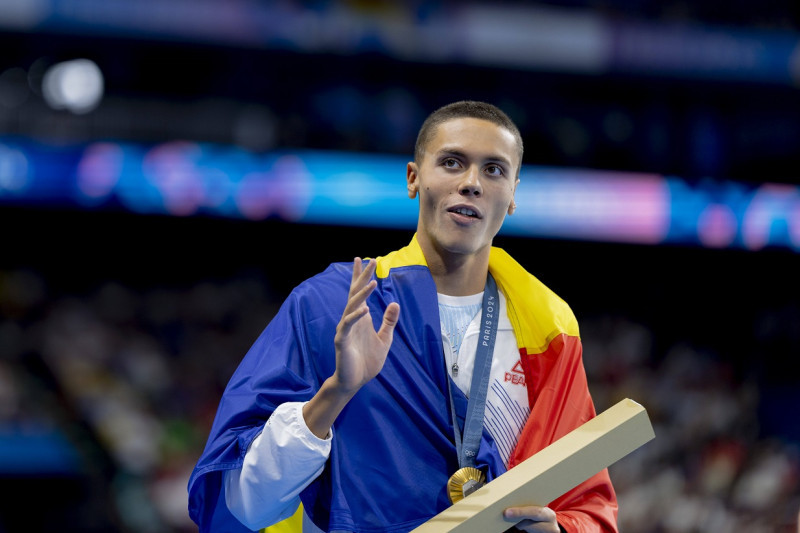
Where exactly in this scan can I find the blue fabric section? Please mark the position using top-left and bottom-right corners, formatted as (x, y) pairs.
(188, 261), (507, 533)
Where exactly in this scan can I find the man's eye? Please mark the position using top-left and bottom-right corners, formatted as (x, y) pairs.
(486, 164), (504, 176)
(443, 158), (458, 167)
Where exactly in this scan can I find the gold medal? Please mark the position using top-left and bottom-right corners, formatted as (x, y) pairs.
(447, 467), (486, 503)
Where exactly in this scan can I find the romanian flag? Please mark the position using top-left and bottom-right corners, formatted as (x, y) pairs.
(189, 235), (617, 533)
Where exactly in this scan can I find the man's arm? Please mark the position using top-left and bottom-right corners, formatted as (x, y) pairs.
(302, 257), (400, 438)
(224, 402), (330, 529)
(224, 258), (401, 530)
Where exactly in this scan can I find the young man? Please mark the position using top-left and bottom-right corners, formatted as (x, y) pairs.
(188, 101), (618, 532)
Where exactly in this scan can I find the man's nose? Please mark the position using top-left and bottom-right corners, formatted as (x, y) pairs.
(458, 166), (482, 196)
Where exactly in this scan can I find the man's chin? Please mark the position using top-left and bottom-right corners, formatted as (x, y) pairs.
(439, 239), (490, 258)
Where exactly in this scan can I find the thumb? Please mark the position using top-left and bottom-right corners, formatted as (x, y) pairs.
(377, 302), (400, 343)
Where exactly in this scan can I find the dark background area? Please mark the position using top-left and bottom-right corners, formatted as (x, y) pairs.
(2, 1), (800, 532)
(3, 9), (800, 186)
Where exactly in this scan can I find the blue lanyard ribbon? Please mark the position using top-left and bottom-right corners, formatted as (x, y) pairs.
(447, 273), (499, 469)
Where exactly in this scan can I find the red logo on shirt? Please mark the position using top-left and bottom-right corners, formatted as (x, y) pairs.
(504, 360), (526, 386)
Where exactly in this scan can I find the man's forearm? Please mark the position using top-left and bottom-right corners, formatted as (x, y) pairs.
(302, 375), (358, 439)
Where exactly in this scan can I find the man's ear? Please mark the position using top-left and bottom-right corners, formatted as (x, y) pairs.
(406, 162), (419, 199)
(507, 178), (520, 215)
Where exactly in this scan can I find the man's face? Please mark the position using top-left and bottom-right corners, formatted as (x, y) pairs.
(407, 117), (520, 260)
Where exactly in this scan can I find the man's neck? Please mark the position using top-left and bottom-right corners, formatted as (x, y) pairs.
(422, 246), (491, 296)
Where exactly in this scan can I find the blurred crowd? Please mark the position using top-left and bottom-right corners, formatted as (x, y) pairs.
(0, 262), (798, 532)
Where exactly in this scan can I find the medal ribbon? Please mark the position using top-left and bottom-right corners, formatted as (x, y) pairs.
(447, 273), (499, 469)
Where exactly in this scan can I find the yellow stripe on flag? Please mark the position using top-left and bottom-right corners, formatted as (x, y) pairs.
(261, 503), (303, 533)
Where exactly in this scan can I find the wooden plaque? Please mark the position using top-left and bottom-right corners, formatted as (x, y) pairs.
(411, 398), (655, 533)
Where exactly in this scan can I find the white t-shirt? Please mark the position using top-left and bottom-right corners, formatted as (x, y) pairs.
(439, 290), (530, 466)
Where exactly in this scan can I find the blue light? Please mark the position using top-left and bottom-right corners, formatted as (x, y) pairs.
(2, 136), (799, 253)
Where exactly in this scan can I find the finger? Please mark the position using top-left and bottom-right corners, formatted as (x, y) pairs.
(344, 278), (377, 317)
(376, 301), (400, 343)
(503, 506), (549, 521)
(337, 304), (372, 337)
(344, 257), (374, 302)
(349, 258), (377, 297)
(511, 520), (553, 533)
(349, 257), (364, 295)
(503, 506), (558, 533)
(339, 259), (380, 335)
(356, 258), (377, 286)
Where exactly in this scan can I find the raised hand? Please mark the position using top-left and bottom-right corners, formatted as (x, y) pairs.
(332, 257), (401, 394)
(302, 257), (400, 438)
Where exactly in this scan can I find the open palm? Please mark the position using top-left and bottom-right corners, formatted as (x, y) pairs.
(332, 258), (400, 394)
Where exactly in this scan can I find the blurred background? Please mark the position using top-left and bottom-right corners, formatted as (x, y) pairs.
(1, 1), (799, 532)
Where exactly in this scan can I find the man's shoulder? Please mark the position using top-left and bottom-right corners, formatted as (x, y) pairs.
(292, 261), (353, 295)
(373, 238), (427, 278)
(490, 246), (579, 340)
(490, 247), (566, 302)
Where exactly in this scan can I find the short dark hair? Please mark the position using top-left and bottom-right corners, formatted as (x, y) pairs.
(414, 100), (524, 174)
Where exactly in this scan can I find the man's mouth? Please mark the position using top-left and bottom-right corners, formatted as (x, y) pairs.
(449, 206), (480, 219)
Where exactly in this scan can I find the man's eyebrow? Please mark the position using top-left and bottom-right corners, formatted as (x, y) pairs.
(435, 148), (467, 160)
(436, 147), (512, 167)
